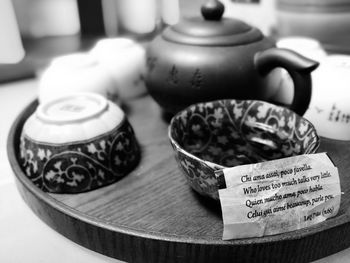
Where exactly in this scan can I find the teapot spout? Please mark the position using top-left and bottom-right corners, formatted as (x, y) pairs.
(254, 48), (319, 116)
(255, 48), (319, 75)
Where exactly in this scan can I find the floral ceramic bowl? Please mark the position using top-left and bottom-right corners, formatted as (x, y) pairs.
(169, 100), (320, 200)
(20, 93), (140, 193)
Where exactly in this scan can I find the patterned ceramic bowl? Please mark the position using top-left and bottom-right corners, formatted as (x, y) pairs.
(20, 93), (140, 193)
(169, 100), (320, 200)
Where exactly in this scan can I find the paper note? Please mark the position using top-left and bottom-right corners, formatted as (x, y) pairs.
(216, 153), (341, 240)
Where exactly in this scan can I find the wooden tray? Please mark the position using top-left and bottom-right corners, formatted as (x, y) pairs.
(7, 96), (350, 263)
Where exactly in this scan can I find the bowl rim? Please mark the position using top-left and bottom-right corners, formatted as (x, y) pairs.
(36, 92), (110, 124)
(21, 114), (130, 146)
(23, 93), (129, 145)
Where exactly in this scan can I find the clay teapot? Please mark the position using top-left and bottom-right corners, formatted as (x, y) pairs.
(145, 0), (319, 116)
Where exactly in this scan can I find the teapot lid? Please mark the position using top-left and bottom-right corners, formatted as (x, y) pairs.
(162, 0), (263, 46)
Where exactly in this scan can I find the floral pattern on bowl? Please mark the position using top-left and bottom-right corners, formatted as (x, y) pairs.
(169, 100), (320, 200)
(20, 119), (140, 193)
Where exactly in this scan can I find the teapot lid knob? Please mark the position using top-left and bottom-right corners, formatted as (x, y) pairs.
(201, 0), (225, 21)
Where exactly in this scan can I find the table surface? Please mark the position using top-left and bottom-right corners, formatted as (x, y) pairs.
(2, 78), (350, 263)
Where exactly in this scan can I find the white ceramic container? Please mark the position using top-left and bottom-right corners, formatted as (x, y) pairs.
(277, 37), (327, 61)
(38, 53), (118, 103)
(273, 37), (327, 105)
(90, 38), (147, 99)
(274, 41), (350, 140)
(304, 55), (350, 140)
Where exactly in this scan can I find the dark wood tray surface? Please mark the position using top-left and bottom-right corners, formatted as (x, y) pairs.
(7, 96), (350, 263)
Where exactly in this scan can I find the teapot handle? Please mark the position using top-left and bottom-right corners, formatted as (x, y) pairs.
(254, 48), (319, 116)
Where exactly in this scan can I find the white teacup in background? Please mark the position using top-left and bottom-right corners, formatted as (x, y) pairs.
(38, 53), (118, 103)
(38, 37), (148, 105)
(277, 37), (328, 61)
(274, 37), (327, 106)
(305, 55), (350, 141)
(275, 37), (350, 141)
(90, 38), (147, 99)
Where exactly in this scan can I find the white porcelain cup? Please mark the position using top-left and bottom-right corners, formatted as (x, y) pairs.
(304, 55), (350, 140)
(38, 53), (118, 103)
(274, 39), (350, 140)
(273, 37), (327, 105)
(277, 37), (327, 61)
(90, 38), (147, 99)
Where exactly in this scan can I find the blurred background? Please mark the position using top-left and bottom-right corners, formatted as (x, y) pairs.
(3, 0), (350, 83)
